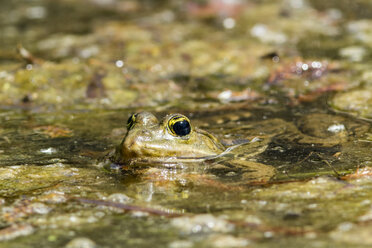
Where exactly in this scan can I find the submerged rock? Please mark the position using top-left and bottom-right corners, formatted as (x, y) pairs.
(330, 222), (372, 245)
(0, 224), (34, 241)
(171, 214), (234, 234)
(330, 88), (372, 119)
(65, 237), (97, 248)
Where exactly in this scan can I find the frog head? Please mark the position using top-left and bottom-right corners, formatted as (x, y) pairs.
(114, 112), (225, 164)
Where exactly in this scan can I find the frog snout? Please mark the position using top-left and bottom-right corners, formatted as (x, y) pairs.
(122, 130), (153, 156)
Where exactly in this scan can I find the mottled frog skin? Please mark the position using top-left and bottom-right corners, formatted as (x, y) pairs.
(112, 112), (226, 164)
(111, 111), (275, 182)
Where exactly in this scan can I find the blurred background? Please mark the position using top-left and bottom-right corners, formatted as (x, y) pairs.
(1, 1), (372, 248)
(1, 0), (372, 114)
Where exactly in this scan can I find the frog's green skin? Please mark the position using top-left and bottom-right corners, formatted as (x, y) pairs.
(112, 111), (275, 182)
(113, 112), (226, 164)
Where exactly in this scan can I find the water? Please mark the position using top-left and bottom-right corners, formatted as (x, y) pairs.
(1, 0), (372, 247)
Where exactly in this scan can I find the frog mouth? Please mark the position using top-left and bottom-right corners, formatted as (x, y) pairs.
(125, 140), (253, 165)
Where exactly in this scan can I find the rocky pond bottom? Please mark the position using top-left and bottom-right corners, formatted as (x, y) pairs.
(0, 105), (371, 248)
(2, 0), (372, 247)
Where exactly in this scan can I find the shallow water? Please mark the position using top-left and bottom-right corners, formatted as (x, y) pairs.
(1, 0), (372, 247)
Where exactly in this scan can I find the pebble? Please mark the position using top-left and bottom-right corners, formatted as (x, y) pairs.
(207, 234), (249, 248)
(107, 193), (133, 204)
(250, 24), (287, 44)
(29, 202), (51, 215)
(339, 46), (366, 62)
(39, 191), (67, 204)
(65, 237), (97, 248)
(168, 240), (193, 248)
(330, 222), (372, 245)
(171, 214), (234, 234)
(0, 224), (34, 241)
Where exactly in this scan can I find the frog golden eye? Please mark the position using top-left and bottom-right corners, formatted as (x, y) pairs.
(168, 115), (191, 136)
(127, 113), (137, 130)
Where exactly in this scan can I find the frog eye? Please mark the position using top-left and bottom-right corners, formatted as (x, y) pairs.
(127, 113), (137, 130)
(168, 115), (191, 136)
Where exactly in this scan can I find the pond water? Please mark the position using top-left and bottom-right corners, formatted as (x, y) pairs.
(1, 0), (372, 247)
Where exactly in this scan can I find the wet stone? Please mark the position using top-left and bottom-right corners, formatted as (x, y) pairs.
(0, 167), (18, 180)
(28, 202), (51, 215)
(2, 0), (372, 247)
(1, 200), (51, 223)
(171, 214), (234, 235)
(358, 207), (372, 222)
(168, 240), (193, 248)
(330, 222), (372, 245)
(339, 46), (366, 62)
(0, 224), (34, 241)
(330, 88), (372, 118)
(38, 191), (67, 204)
(205, 234), (250, 248)
(65, 237), (97, 248)
(107, 193), (133, 204)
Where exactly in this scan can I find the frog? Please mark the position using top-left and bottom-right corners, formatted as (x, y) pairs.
(110, 110), (370, 185)
(110, 111), (275, 183)
(113, 112), (225, 163)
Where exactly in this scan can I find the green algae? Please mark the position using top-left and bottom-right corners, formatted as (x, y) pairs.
(1, 0), (372, 247)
